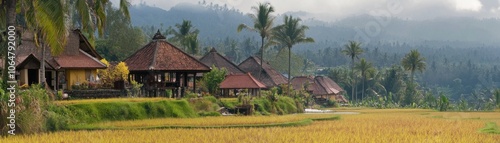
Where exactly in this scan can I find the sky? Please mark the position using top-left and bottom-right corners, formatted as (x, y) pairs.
(115, 0), (500, 21)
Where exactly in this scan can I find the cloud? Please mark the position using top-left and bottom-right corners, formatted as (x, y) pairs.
(454, 0), (482, 11)
(120, 0), (500, 21)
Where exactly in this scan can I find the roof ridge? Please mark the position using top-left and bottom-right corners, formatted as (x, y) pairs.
(79, 49), (107, 68)
(149, 42), (159, 70)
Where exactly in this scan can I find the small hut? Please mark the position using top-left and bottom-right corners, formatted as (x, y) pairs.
(238, 56), (287, 88)
(199, 48), (244, 75)
(124, 30), (211, 97)
(219, 73), (266, 97)
(292, 76), (348, 103)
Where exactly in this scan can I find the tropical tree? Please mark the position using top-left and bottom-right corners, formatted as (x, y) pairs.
(5, 0), (130, 86)
(494, 89), (500, 108)
(342, 41), (363, 102)
(355, 58), (373, 101)
(272, 15), (314, 96)
(237, 2), (275, 85)
(401, 50), (426, 82)
(168, 20), (199, 51)
(185, 33), (199, 55)
(1, 0), (17, 86)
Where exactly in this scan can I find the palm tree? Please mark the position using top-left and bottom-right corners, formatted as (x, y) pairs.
(1, 0), (17, 87)
(168, 20), (199, 51)
(16, 0), (130, 86)
(185, 33), (199, 55)
(355, 58), (373, 101)
(342, 41), (363, 103)
(272, 15), (314, 96)
(237, 3), (275, 91)
(401, 50), (426, 82)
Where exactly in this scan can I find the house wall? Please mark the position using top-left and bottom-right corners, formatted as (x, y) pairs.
(18, 69), (28, 85)
(66, 69), (97, 90)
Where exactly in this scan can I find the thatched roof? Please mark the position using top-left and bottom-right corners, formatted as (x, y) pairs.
(220, 73), (266, 89)
(123, 31), (210, 72)
(238, 56), (287, 88)
(199, 48), (244, 74)
(7, 29), (106, 70)
(292, 76), (348, 103)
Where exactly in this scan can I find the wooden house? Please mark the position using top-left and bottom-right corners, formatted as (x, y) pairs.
(238, 56), (287, 88)
(219, 73), (267, 97)
(292, 76), (348, 103)
(123, 30), (211, 97)
(199, 48), (244, 75)
(9, 29), (106, 90)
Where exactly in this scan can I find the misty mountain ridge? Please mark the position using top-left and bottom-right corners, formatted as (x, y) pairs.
(130, 3), (500, 50)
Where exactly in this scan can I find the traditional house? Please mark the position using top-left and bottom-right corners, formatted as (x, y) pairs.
(199, 48), (244, 75)
(124, 30), (211, 97)
(219, 73), (266, 97)
(292, 76), (348, 103)
(238, 56), (287, 88)
(10, 29), (107, 90)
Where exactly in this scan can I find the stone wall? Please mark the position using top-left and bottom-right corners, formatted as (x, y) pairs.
(66, 89), (126, 98)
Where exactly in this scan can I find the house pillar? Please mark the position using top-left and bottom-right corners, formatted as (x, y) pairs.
(193, 72), (196, 94)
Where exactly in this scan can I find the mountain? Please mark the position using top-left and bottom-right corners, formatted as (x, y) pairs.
(129, 3), (500, 50)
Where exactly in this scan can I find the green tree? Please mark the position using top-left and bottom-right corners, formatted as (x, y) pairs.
(495, 89), (500, 108)
(201, 66), (227, 95)
(355, 58), (373, 101)
(401, 50), (426, 82)
(272, 15), (314, 96)
(237, 2), (275, 89)
(96, 4), (146, 61)
(342, 41), (363, 103)
(167, 20), (199, 51)
(1, 0), (17, 86)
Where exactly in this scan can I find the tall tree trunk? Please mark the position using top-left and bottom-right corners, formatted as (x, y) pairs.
(362, 75), (365, 102)
(288, 46), (291, 96)
(351, 58), (356, 103)
(40, 41), (46, 86)
(258, 36), (264, 96)
(2, 0), (16, 88)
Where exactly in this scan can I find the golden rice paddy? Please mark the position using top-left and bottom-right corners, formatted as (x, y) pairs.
(3, 109), (500, 143)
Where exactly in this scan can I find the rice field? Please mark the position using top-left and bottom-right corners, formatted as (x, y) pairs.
(87, 114), (334, 128)
(3, 109), (500, 143)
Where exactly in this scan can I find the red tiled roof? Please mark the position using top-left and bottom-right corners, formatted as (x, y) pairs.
(55, 49), (106, 69)
(238, 56), (287, 88)
(220, 73), (267, 89)
(124, 34), (211, 72)
(199, 48), (244, 74)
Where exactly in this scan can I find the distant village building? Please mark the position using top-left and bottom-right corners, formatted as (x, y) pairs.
(219, 73), (267, 97)
(124, 30), (211, 97)
(292, 76), (348, 103)
(9, 29), (107, 90)
(199, 48), (244, 75)
(238, 56), (287, 88)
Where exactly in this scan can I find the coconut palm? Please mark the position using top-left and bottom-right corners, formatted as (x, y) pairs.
(272, 15), (314, 96)
(9, 0), (130, 86)
(237, 3), (275, 87)
(355, 58), (373, 101)
(168, 20), (199, 51)
(1, 0), (17, 86)
(342, 41), (363, 102)
(401, 50), (426, 82)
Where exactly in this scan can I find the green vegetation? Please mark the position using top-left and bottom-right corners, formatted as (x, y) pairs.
(47, 99), (197, 131)
(198, 66), (227, 95)
(479, 122), (500, 134)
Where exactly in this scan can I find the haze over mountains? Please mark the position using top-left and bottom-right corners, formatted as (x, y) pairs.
(129, 2), (500, 50)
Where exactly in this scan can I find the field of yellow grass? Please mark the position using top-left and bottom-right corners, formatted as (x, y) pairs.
(3, 109), (500, 143)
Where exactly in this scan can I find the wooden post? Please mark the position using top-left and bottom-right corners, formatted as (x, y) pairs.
(193, 73), (196, 94)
